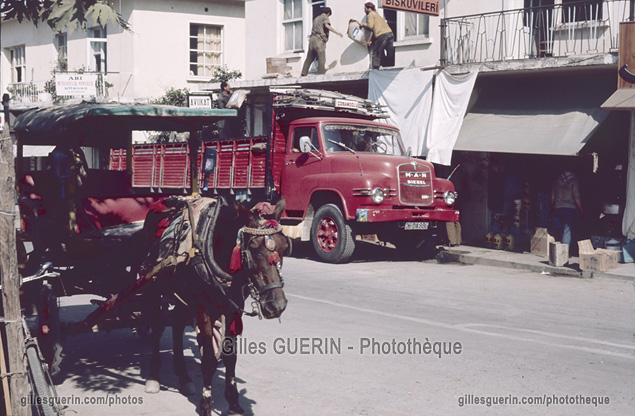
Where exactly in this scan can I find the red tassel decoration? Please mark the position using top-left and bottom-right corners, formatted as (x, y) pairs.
(229, 243), (242, 274)
(228, 312), (243, 336)
(268, 251), (281, 265)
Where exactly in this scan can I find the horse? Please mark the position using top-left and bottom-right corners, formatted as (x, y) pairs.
(138, 196), (289, 416)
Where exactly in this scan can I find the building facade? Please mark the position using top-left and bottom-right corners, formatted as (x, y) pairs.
(1, 0), (245, 106)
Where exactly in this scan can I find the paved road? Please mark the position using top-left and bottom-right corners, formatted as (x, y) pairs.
(49, 242), (634, 415)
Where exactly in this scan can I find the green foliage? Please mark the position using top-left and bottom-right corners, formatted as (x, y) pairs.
(147, 88), (192, 142)
(150, 87), (191, 107)
(1, 0), (131, 32)
(209, 65), (242, 83)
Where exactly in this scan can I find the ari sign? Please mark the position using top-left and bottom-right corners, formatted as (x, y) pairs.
(381, 0), (439, 16)
(55, 73), (98, 96)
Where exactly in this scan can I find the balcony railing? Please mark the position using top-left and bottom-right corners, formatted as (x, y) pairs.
(441, 0), (632, 65)
(8, 72), (109, 107)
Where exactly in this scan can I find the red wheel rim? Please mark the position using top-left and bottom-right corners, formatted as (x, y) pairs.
(316, 216), (338, 253)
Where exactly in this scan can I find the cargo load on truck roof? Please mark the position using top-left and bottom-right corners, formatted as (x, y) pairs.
(271, 88), (389, 119)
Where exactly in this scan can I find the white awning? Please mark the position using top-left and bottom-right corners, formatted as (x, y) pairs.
(601, 89), (635, 110)
(454, 108), (608, 155)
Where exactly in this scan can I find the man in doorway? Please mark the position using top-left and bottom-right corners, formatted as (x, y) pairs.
(216, 81), (233, 139)
(551, 169), (584, 247)
(301, 7), (343, 76)
(216, 81), (231, 109)
(360, 2), (395, 69)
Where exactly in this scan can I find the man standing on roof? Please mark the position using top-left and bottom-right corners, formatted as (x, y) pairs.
(301, 7), (343, 76)
(360, 2), (395, 70)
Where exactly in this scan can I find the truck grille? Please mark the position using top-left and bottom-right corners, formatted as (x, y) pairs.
(398, 163), (433, 206)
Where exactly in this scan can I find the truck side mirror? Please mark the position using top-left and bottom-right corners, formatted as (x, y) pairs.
(299, 136), (313, 153)
(407, 147), (413, 157)
(298, 136), (322, 160)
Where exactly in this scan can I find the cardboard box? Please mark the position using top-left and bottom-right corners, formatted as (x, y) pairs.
(530, 227), (554, 257)
(347, 20), (372, 46)
(578, 239), (619, 272)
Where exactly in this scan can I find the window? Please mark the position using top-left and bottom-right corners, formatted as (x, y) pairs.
(9, 46), (26, 83)
(55, 33), (67, 69)
(292, 126), (319, 152)
(562, 0), (602, 23)
(384, 9), (397, 36)
(189, 24), (222, 77)
(404, 12), (429, 38)
(283, 0), (303, 52)
(311, 0), (326, 19)
(87, 26), (107, 72)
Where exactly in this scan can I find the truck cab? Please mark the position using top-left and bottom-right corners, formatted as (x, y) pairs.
(277, 113), (458, 263)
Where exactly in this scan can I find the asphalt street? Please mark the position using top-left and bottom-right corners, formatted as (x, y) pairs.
(48, 242), (635, 416)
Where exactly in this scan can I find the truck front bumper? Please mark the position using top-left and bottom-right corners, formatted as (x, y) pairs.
(355, 207), (459, 223)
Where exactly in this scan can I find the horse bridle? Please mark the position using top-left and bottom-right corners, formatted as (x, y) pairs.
(236, 222), (289, 319)
(239, 223), (287, 290)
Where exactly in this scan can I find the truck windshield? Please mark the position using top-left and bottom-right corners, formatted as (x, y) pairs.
(322, 124), (405, 155)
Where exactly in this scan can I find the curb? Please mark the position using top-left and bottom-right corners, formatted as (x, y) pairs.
(436, 249), (626, 279)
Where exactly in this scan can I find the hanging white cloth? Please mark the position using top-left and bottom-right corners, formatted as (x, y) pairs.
(423, 68), (479, 165)
(367, 68), (435, 156)
(623, 112), (635, 239)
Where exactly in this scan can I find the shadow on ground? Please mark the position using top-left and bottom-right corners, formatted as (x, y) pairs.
(57, 303), (257, 415)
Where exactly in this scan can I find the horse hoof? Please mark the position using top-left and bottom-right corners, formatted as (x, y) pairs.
(179, 381), (196, 396)
(228, 404), (245, 415)
(144, 379), (161, 394)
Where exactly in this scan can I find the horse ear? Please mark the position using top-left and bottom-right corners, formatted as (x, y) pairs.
(273, 198), (286, 221)
(235, 201), (259, 228)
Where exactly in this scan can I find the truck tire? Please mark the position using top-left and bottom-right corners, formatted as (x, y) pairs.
(311, 204), (355, 263)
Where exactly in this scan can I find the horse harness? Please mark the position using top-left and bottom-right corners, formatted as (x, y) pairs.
(236, 222), (287, 318)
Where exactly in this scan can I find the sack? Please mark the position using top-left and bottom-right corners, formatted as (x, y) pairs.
(347, 19), (371, 46)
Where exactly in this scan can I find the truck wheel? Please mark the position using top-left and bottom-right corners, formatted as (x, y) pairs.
(311, 204), (355, 263)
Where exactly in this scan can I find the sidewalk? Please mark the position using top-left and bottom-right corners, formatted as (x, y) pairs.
(438, 244), (635, 281)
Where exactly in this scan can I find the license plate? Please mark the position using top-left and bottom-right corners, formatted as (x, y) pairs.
(404, 222), (429, 230)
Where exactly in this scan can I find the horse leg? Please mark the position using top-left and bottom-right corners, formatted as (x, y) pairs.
(223, 330), (244, 416)
(172, 304), (195, 396)
(145, 292), (165, 394)
(196, 306), (221, 416)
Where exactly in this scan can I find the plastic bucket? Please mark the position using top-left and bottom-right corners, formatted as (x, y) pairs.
(622, 239), (635, 263)
(606, 238), (624, 263)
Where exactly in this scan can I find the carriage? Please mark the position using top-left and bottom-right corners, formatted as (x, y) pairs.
(12, 99), (291, 400)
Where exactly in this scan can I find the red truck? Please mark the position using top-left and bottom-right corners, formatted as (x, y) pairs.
(113, 89), (459, 263)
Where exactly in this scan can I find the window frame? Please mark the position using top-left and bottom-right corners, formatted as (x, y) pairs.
(55, 33), (68, 68)
(9, 45), (26, 83)
(560, 0), (603, 23)
(188, 23), (224, 79)
(282, 0), (304, 53)
(87, 26), (107, 73)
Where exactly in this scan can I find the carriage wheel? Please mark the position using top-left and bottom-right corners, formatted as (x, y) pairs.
(37, 284), (63, 384)
(311, 204), (355, 264)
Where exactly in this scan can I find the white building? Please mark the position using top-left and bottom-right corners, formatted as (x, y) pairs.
(1, 0), (245, 106)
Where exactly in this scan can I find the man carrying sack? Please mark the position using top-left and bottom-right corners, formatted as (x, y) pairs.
(360, 2), (395, 69)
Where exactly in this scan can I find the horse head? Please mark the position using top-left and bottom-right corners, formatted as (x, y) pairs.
(234, 198), (289, 319)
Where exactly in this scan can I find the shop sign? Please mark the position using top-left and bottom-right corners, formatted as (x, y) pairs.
(55, 73), (97, 96)
(381, 0), (440, 16)
(188, 95), (213, 109)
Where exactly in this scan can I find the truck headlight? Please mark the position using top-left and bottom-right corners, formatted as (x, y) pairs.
(371, 188), (385, 204)
(444, 191), (457, 206)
